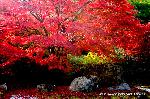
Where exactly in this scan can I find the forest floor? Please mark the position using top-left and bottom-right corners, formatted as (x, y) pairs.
(3, 85), (150, 99)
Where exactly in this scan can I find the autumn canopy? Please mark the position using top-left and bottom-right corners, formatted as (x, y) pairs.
(0, 0), (147, 71)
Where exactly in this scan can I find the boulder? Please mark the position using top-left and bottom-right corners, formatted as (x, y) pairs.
(0, 83), (7, 91)
(108, 83), (131, 91)
(116, 83), (131, 90)
(69, 75), (99, 92)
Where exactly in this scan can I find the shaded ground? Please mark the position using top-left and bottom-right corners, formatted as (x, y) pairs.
(3, 85), (149, 99)
(0, 57), (150, 98)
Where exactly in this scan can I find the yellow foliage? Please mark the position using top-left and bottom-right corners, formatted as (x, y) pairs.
(83, 52), (109, 64)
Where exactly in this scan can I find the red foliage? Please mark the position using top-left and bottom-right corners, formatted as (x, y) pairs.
(74, 0), (146, 57)
(0, 0), (147, 70)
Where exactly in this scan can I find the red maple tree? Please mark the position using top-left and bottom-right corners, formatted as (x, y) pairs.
(0, 0), (146, 71)
(74, 0), (146, 56)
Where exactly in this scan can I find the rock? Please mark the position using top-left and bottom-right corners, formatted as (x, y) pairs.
(88, 75), (99, 90)
(108, 87), (114, 90)
(69, 75), (99, 92)
(10, 95), (38, 99)
(0, 83), (7, 99)
(69, 76), (87, 91)
(0, 83), (7, 91)
(117, 83), (131, 90)
(136, 86), (150, 93)
(37, 84), (56, 92)
(108, 83), (131, 91)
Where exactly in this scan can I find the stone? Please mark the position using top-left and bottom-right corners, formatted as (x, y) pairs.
(10, 95), (38, 99)
(69, 76), (87, 91)
(69, 75), (99, 92)
(136, 86), (150, 93)
(108, 87), (114, 90)
(37, 84), (56, 92)
(0, 83), (7, 91)
(108, 83), (131, 91)
(117, 83), (131, 90)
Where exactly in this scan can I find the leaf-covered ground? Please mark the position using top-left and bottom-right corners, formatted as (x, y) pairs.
(3, 86), (149, 99)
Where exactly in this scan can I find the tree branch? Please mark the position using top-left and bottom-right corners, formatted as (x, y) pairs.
(41, 26), (49, 36)
(50, 0), (60, 17)
(30, 11), (44, 23)
(64, 0), (93, 22)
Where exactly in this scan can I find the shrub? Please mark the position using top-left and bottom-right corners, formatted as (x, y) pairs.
(129, 0), (150, 23)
